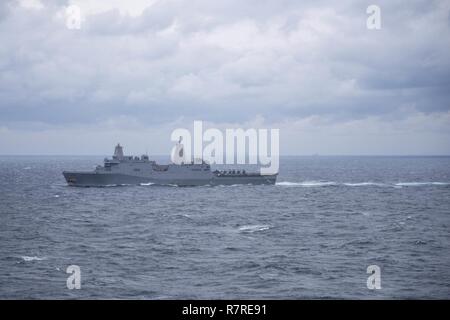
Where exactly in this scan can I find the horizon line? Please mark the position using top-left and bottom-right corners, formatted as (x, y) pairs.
(1, 154), (450, 157)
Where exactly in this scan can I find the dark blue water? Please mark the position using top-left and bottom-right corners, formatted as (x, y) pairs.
(0, 156), (449, 299)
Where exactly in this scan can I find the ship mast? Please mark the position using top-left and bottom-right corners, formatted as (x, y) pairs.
(113, 143), (124, 160)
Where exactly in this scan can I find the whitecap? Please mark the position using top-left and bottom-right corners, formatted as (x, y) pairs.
(21, 256), (46, 262)
(238, 225), (271, 233)
(140, 182), (155, 186)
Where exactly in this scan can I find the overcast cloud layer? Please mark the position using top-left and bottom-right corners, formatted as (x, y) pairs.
(0, 0), (449, 155)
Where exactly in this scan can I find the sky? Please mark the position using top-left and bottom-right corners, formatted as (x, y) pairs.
(0, 0), (449, 155)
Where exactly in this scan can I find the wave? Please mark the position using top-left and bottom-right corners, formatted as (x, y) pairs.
(21, 256), (46, 262)
(395, 182), (450, 187)
(139, 182), (180, 187)
(238, 225), (271, 233)
(343, 182), (386, 187)
(276, 181), (336, 187)
(103, 184), (134, 187)
(277, 181), (450, 188)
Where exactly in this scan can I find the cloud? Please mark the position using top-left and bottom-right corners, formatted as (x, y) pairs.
(0, 0), (449, 154)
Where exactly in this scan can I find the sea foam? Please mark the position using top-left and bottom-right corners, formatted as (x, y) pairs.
(21, 256), (46, 262)
(276, 181), (336, 187)
(238, 225), (271, 233)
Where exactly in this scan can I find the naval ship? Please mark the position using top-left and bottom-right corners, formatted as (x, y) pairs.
(63, 142), (277, 187)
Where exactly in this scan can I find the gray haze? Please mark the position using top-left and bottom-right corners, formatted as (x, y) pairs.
(0, 0), (449, 155)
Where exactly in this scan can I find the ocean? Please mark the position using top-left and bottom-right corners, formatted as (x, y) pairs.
(0, 156), (449, 299)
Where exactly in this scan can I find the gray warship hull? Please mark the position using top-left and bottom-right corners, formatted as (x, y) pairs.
(62, 143), (277, 187)
(63, 171), (277, 187)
